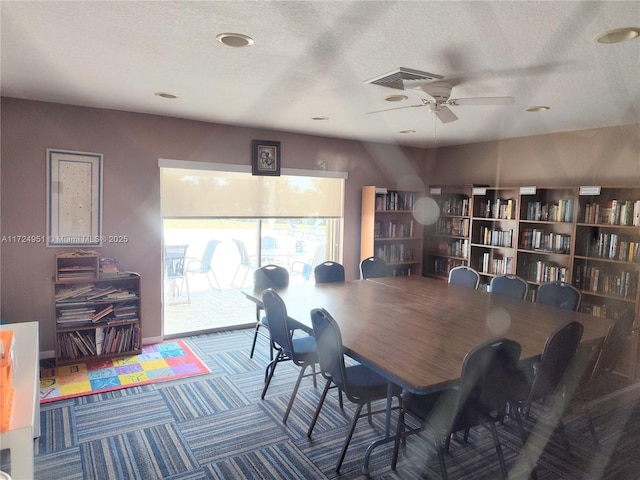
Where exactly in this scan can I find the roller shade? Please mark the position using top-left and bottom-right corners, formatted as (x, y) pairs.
(160, 160), (346, 218)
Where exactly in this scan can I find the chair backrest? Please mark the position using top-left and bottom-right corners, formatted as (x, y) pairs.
(490, 274), (528, 300)
(529, 321), (584, 402)
(254, 264), (290, 290)
(233, 239), (253, 267)
(261, 236), (278, 250)
(262, 289), (294, 356)
(590, 309), (635, 381)
(448, 266), (480, 289)
(314, 261), (346, 284)
(359, 256), (387, 279)
(456, 338), (522, 420)
(164, 245), (188, 277)
(536, 281), (581, 311)
(194, 240), (220, 273)
(310, 308), (349, 392)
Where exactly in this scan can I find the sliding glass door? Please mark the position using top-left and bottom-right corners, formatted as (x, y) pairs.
(160, 161), (345, 337)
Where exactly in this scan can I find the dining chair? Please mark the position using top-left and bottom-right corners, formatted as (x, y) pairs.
(490, 274), (528, 300)
(559, 309), (634, 450)
(185, 239), (222, 291)
(392, 337), (527, 480)
(510, 321), (584, 420)
(163, 244), (190, 302)
(536, 281), (581, 311)
(313, 261), (345, 284)
(359, 256), (388, 279)
(448, 265), (480, 289)
(231, 239), (257, 288)
(260, 289), (318, 423)
(308, 307), (402, 473)
(249, 264), (290, 359)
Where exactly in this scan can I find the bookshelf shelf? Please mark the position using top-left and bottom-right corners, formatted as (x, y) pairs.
(53, 258), (142, 365)
(361, 186), (423, 277)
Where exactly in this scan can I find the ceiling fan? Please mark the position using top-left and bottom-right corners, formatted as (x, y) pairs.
(364, 67), (515, 124)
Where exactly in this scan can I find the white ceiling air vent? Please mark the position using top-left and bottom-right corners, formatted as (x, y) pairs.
(364, 67), (444, 90)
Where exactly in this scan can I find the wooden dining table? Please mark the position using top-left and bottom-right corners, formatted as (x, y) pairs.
(243, 275), (613, 472)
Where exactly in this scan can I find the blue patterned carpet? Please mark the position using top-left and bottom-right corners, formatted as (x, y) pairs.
(3, 329), (640, 479)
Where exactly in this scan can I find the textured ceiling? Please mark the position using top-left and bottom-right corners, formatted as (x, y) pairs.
(2, 1), (639, 148)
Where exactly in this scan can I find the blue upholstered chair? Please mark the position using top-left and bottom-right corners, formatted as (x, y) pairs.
(392, 338), (526, 480)
(536, 281), (581, 311)
(260, 289), (318, 423)
(249, 264), (289, 359)
(359, 256), (387, 279)
(313, 261), (345, 284)
(490, 274), (528, 300)
(448, 265), (480, 289)
(308, 307), (402, 472)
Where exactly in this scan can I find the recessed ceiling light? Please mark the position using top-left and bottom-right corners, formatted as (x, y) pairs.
(595, 27), (640, 44)
(525, 106), (550, 112)
(311, 116), (329, 121)
(154, 92), (179, 99)
(216, 33), (254, 47)
(399, 130), (416, 134)
(385, 95), (408, 102)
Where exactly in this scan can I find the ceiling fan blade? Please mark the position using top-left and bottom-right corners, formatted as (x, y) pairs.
(436, 106), (458, 123)
(366, 103), (427, 115)
(449, 96), (515, 106)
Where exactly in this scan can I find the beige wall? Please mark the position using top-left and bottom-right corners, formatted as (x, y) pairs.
(421, 124), (640, 187)
(1, 97), (638, 354)
(0, 97), (426, 352)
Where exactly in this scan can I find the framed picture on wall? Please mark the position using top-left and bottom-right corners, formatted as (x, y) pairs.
(251, 140), (281, 176)
(46, 148), (103, 246)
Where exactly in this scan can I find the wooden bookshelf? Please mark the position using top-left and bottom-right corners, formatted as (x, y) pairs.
(53, 261), (142, 365)
(361, 186), (424, 277)
(422, 185), (472, 280)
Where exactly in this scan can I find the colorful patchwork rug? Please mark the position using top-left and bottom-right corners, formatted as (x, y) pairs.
(39, 339), (209, 403)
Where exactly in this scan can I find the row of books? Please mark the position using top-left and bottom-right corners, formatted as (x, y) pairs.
(524, 199), (574, 223)
(521, 261), (568, 284)
(57, 323), (141, 359)
(519, 229), (572, 254)
(57, 302), (138, 326)
(434, 258), (465, 277)
(584, 233), (640, 262)
(55, 283), (137, 303)
(374, 244), (415, 263)
(440, 196), (470, 217)
(574, 266), (638, 299)
(477, 227), (514, 248)
(437, 239), (469, 259)
(480, 254), (514, 275)
(436, 217), (470, 237)
(583, 200), (640, 226)
(375, 191), (417, 211)
(476, 198), (516, 220)
(373, 219), (415, 238)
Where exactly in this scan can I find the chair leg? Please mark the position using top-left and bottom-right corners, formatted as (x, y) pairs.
(557, 419), (572, 456)
(488, 421), (508, 479)
(250, 322), (261, 358)
(307, 379), (332, 437)
(391, 406), (405, 469)
(261, 352), (282, 399)
(336, 403), (365, 472)
(283, 363), (310, 424)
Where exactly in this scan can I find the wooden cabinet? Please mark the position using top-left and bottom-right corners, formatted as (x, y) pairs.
(517, 186), (577, 300)
(53, 253), (141, 365)
(360, 186), (423, 276)
(469, 187), (519, 290)
(422, 185), (472, 280)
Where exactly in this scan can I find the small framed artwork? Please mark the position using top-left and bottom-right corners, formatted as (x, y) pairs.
(252, 140), (281, 176)
(46, 148), (103, 247)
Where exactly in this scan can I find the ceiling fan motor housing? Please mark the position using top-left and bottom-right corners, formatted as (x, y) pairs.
(419, 81), (453, 103)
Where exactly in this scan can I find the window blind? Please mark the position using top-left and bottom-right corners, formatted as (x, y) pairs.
(159, 160), (346, 218)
